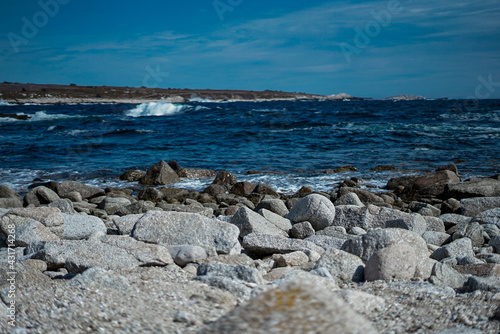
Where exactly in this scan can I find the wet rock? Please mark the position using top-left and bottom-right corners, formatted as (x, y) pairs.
(119, 169), (146, 182)
(253, 183), (279, 197)
(132, 211), (241, 256)
(286, 194), (336, 231)
(197, 281), (376, 334)
(409, 170), (460, 197)
(230, 181), (256, 197)
(230, 206), (288, 238)
(212, 171), (237, 190)
(56, 180), (105, 200)
(140, 160), (181, 186)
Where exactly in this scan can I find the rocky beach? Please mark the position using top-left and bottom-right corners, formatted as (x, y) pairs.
(1, 160), (500, 333)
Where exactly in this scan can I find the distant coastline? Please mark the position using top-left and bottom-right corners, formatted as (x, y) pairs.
(0, 82), (438, 104)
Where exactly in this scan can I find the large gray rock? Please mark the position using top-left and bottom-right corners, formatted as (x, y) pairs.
(461, 197), (500, 217)
(48, 199), (76, 214)
(197, 262), (264, 284)
(140, 160), (181, 186)
(446, 178), (500, 199)
(477, 208), (500, 226)
(56, 181), (105, 200)
(335, 192), (364, 207)
(439, 213), (472, 226)
(342, 228), (434, 280)
(98, 197), (132, 215)
(0, 197), (23, 209)
(409, 170), (460, 197)
(167, 245), (208, 267)
(290, 221), (315, 239)
(255, 199), (289, 217)
(305, 235), (347, 250)
(364, 243), (417, 281)
(452, 222), (484, 247)
(385, 213), (427, 236)
(230, 207), (288, 238)
(337, 188), (384, 205)
(258, 209), (293, 232)
(15, 221), (60, 247)
(423, 216), (446, 232)
(430, 237), (474, 261)
(490, 236), (500, 253)
(63, 214), (107, 240)
(429, 262), (467, 289)
(313, 248), (364, 285)
(422, 231), (451, 246)
(0, 185), (23, 209)
(333, 205), (416, 231)
(113, 214), (144, 235)
(463, 275), (500, 293)
(0, 207), (65, 238)
(241, 233), (324, 256)
(132, 211), (241, 256)
(24, 186), (60, 206)
(197, 281), (377, 334)
(31, 235), (173, 272)
(286, 194), (336, 231)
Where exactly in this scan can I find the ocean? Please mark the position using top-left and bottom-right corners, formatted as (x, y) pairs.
(1, 99), (499, 194)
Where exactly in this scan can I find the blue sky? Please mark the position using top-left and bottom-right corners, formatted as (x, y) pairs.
(1, 0), (499, 98)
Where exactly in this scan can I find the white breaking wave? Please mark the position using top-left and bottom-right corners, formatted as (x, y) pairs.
(0, 98), (13, 106)
(125, 102), (188, 117)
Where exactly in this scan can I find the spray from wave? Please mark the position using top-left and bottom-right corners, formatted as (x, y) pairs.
(0, 98), (14, 106)
(125, 102), (189, 117)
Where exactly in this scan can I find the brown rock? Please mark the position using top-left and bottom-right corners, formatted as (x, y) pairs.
(140, 160), (181, 186)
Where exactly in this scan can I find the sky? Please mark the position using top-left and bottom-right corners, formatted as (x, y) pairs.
(0, 0), (499, 98)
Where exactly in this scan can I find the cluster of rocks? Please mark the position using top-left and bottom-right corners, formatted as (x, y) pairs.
(1, 162), (499, 333)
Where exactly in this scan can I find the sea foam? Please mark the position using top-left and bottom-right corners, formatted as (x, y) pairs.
(125, 102), (188, 117)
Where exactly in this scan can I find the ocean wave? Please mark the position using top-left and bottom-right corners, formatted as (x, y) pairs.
(0, 99), (14, 106)
(188, 97), (212, 103)
(125, 102), (189, 117)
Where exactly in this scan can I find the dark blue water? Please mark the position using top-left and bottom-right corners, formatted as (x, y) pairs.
(1, 99), (499, 193)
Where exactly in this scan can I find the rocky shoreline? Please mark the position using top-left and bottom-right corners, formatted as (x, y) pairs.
(1, 161), (500, 333)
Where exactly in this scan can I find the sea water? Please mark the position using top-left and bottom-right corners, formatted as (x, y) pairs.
(0, 99), (499, 194)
